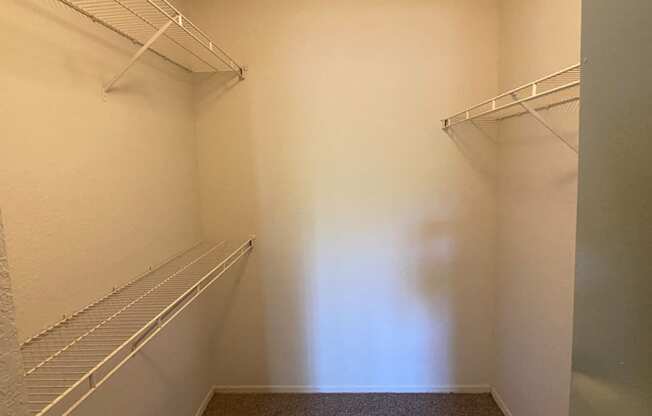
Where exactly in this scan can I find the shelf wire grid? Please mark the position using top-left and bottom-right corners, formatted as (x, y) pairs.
(443, 64), (581, 128)
(53, 0), (243, 74)
(20, 239), (254, 415)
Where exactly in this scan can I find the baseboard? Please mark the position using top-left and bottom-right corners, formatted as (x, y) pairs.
(491, 388), (513, 416)
(194, 386), (217, 416)
(213, 385), (491, 394)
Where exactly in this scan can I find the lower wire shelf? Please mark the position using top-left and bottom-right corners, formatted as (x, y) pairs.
(21, 238), (255, 416)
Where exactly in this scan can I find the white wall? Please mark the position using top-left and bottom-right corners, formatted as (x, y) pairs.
(572, 2), (652, 415)
(0, 211), (28, 416)
(493, 1), (581, 415)
(0, 0), (202, 341)
(192, 0), (501, 391)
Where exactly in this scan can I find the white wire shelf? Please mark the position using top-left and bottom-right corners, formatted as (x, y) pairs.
(442, 64), (581, 152)
(21, 238), (255, 416)
(54, 0), (245, 91)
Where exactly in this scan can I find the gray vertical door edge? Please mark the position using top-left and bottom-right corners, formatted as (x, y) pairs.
(571, 1), (652, 415)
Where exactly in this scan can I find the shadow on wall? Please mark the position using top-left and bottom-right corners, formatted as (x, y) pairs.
(193, 66), (293, 388)
(194, 71), (243, 107)
(189, 0), (504, 392)
(498, 103), (580, 191)
(421, 122), (498, 389)
(195, 57), (503, 391)
(444, 122), (498, 179)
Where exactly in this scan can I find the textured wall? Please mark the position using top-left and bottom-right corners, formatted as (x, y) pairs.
(0, 211), (28, 416)
(192, 0), (500, 391)
(493, 1), (581, 416)
(0, 0), (216, 414)
(572, 1), (652, 415)
(0, 0), (202, 341)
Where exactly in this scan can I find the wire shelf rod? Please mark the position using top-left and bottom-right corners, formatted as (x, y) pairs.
(48, 0), (246, 92)
(495, 96), (580, 121)
(443, 63), (581, 122)
(35, 238), (254, 416)
(443, 79), (579, 129)
(24, 243), (224, 376)
(21, 241), (205, 347)
(107, 0), (220, 73)
(51, 0), (192, 72)
(146, 0), (241, 75)
(441, 63), (581, 154)
(25, 384), (67, 394)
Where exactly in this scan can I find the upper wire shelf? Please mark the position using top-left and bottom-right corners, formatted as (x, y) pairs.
(442, 64), (581, 152)
(56, 0), (245, 77)
(443, 64), (581, 127)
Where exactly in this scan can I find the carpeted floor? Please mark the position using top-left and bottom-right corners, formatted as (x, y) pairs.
(203, 393), (505, 416)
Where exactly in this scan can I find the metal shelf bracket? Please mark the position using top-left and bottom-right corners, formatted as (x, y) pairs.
(104, 19), (174, 93)
(511, 91), (578, 153)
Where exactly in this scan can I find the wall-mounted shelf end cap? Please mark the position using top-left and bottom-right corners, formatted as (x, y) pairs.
(239, 66), (248, 80)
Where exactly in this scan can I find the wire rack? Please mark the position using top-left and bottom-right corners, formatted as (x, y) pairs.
(442, 64), (581, 128)
(20, 238), (254, 416)
(54, 0), (243, 74)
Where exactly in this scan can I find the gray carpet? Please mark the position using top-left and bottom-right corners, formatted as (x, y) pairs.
(203, 393), (505, 416)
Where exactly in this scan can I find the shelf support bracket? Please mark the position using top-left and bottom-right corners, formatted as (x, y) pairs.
(511, 93), (578, 153)
(104, 19), (174, 93)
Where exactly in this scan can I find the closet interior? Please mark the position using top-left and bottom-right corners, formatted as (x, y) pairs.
(2, 1), (648, 416)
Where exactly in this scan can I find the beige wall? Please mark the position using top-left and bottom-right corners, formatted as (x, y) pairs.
(0, 211), (28, 416)
(192, 0), (501, 390)
(572, 1), (652, 415)
(1, 0), (592, 413)
(493, 1), (581, 415)
(0, 0), (202, 341)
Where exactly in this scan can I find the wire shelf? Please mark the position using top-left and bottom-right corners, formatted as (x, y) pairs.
(55, 0), (243, 75)
(442, 64), (581, 128)
(21, 238), (255, 416)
